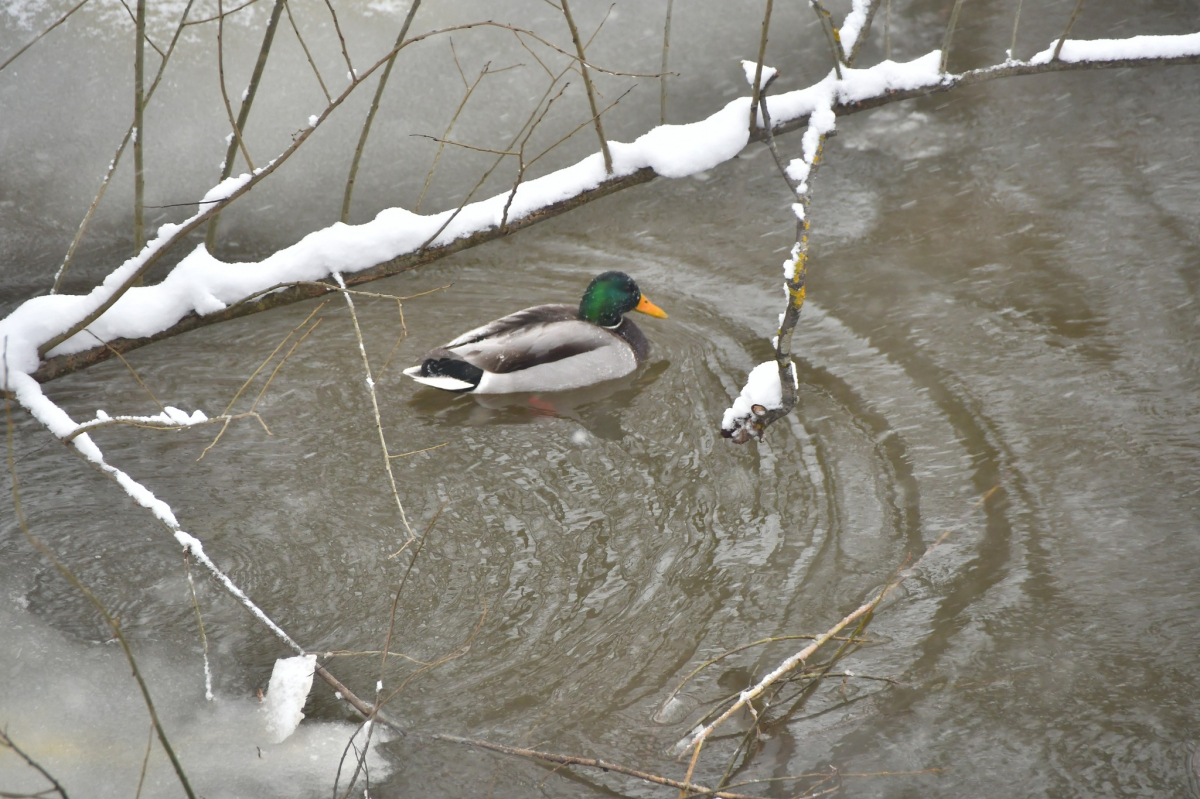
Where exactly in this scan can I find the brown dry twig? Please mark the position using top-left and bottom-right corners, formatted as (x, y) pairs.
(678, 487), (1001, 757)
(0, 0), (90, 74)
(0, 727), (70, 799)
(435, 736), (762, 799)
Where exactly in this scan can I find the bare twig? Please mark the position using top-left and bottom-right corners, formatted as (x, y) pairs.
(132, 0), (146, 254)
(332, 271), (414, 540)
(52, 0), (196, 293)
(0, 728), (70, 799)
(284, 0), (331, 103)
(376, 301), (408, 380)
(333, 506), (441, 799)
(197, 303), (325, 459)
(0, 0), (89, 74)
(183, 552), (214, 701)
(679, 488), (1001, 755)
(513, 23), (663, 79)
(436, 736), (761, 799)
(415, 59), (511, 212)
(215, 0), (258, 183)
(182, 0), (261, 26)
(1009, 0), (1024, 60)
(133, 723), (153, 799)
(845, 0), (882, 66)
(659, 633), (871, 713)
(84, 331), (166, 414)
(341, 0), (422, 222)
(379, 599), (486, 703)
(940, 0), (968, 73)
(660, 0), (674, 124)
(748, 0), (774, 134)
(560, 0), (612, 173)
(322, 0), (353, 77)
(206, 0), (286, 249)
(387, 442), (448, 460)
(810, 0), (843, 79)
(1052, 0), (1087, 62)
(884, 0), (892, 59)
(501, 82), (570, 231)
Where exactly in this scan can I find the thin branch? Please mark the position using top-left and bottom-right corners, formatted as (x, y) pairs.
(84, 331), (166, 414)
(560, 0), (612, 173)
(415, 59), (506, 212)
(846, 0), (882, 66)
(283, 0), (331, 103)
(377, 598), (486, 701)
(133, 0), (146, 253)
(322, 0), (354, 77)
(387, 442), (448, 459)
(215, 0), (257, 182)
(182, 0), (261, 26)
(340, 0), (421, 222)
(658, 633), (871, 713)
(197, 303), (324, 459)
(52, 0), (196, 294)
(522, 85), (633, 174)
(501, 82), (570, 231)
(436, 736), (761, 799)
(660, 0), (673, 124)
(512, 25), (664, 78)
(748, 0), (774, 134)
(884, 0), (892, 59)
(132, 723), (153, 799)
(1052, 0), (1087, 62)
(1008, 0), (1024, 60)
(207, 0), (286, 249)
(333, 271), (414, 539)
(63, 408), (267, 444)
(0, 728), (69, 799)
(412, 135), (516, 155)
(183, 553), (214, 701)
(810, 0), (843, 80)
(332, 507), (439, 799)
(0, 0), (90, 73)
(940, 0), (967, 73)
(679, 488), (1001, 755)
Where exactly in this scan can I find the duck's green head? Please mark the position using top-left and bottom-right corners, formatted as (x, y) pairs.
(578, 271), (668, 327)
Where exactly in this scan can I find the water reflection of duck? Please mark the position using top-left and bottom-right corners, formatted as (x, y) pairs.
(404, 271), (668, 394)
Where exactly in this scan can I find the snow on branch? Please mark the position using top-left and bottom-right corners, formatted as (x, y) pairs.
(1031, 31), (1200, 65)
(5, 34), (1199, 388)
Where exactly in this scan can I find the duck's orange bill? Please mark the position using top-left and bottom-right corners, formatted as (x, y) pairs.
(635, 294), (669, 319)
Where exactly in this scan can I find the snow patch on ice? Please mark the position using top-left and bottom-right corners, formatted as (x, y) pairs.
(263, 654), (317, 743)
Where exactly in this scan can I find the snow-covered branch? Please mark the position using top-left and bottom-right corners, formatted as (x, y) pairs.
(10, 32), (1194, 387)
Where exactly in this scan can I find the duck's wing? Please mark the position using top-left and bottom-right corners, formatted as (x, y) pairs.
(450, 317), (619, 375)
(443, 304), (578, 349)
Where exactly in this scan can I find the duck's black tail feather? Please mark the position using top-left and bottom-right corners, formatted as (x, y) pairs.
(420, 355), (483, 390)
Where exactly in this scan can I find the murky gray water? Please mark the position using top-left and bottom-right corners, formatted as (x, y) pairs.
(2, 0), (1199, 797)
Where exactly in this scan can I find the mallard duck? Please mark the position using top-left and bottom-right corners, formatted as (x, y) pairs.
(403, 271), (668, 394)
